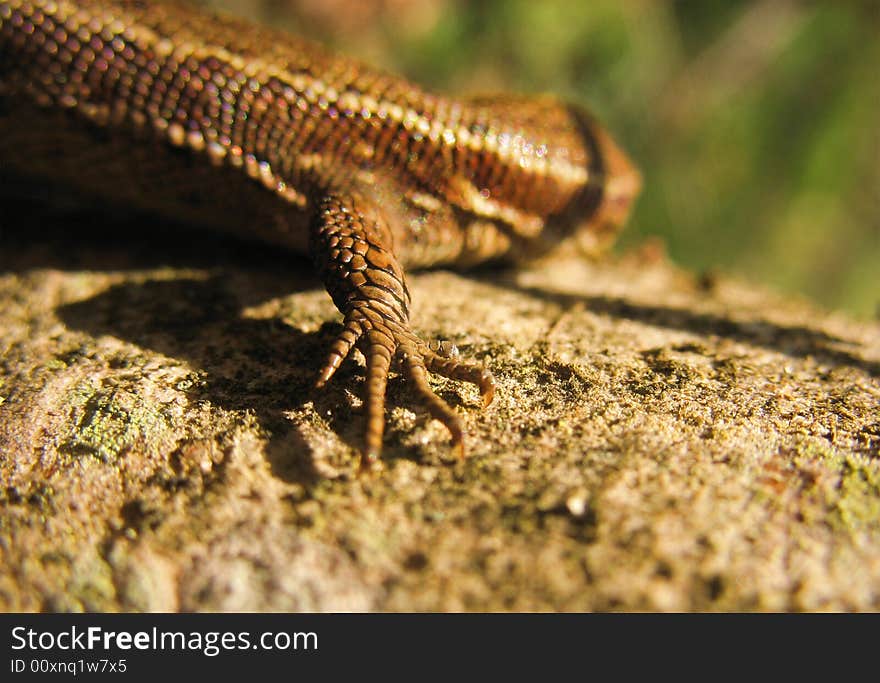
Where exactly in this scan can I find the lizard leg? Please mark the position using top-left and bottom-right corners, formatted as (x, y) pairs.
(310, 190), (496, 465)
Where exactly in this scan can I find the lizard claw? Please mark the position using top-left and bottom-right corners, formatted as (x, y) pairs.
(317, 306), (494, 463)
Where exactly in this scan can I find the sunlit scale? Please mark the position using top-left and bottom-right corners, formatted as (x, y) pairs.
(0, 0), (598, 212)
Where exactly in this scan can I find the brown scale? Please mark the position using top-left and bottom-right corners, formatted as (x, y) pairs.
(0, 0), (641, 466)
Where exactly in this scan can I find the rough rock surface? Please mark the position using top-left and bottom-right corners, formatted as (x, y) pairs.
(1, 196), (878, 612)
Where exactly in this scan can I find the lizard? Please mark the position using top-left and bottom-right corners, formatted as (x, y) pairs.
(0, 0), (641, 466)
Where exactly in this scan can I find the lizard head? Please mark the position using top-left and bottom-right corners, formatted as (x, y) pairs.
(448, 97), (640, 260)
(544, 105), (642, 256)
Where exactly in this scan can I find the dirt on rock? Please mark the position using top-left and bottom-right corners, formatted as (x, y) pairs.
(1, 199), (878, 612)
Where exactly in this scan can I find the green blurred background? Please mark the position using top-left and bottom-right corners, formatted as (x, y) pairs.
(204, 0), (879, 319)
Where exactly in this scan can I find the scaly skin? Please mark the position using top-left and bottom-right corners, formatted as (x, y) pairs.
(0, 0), (641, 465)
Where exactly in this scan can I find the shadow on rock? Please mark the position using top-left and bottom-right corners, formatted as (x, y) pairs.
(495, 276), (879, 378)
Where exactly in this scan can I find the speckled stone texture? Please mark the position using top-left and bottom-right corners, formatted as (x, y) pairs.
(1, 197), (878, 611)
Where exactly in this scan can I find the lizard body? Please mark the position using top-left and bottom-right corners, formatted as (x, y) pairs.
(0, 0), (640, 464)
